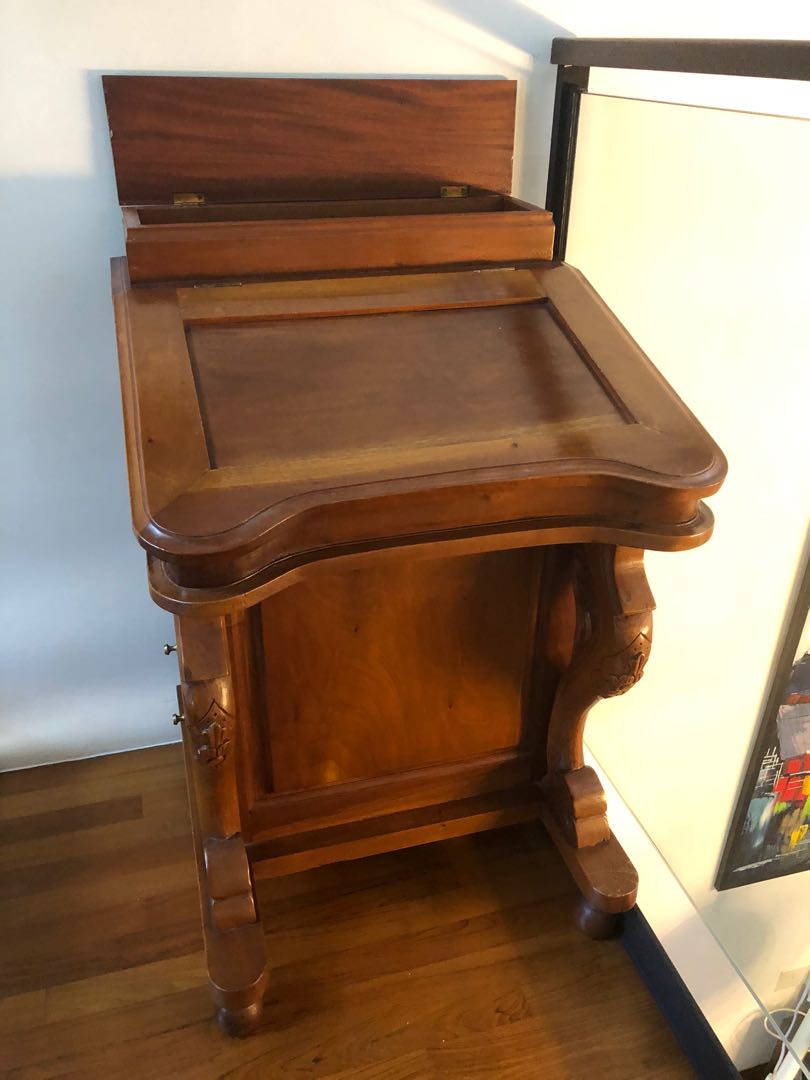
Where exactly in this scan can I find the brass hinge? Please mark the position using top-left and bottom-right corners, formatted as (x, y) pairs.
(172, 192), (206, 207)
(440, 185), (469, 198)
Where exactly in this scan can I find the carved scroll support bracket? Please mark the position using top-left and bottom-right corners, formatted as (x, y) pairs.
(540, 545), (654, 851)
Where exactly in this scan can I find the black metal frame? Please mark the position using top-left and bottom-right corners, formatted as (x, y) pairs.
(546, 37), (810, 260)
(544, 64), (589, 261)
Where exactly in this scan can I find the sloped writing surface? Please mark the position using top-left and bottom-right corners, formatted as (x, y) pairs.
(112, 262), (725, 592)
(185, 301), (626, 473)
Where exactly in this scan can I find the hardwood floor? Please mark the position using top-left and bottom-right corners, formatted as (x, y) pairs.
(0, 745), (693, 1079)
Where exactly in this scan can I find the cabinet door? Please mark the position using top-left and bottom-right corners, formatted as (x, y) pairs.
(255, 549), (542, 798)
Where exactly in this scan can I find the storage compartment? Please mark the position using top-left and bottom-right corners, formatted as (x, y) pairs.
(135, 194), (523, 224)
(122, 193), (554, 283)
(103, 75), (553, 284)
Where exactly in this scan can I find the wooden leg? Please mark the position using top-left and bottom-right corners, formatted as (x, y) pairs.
(538, 545), (655, 928)
(575, 898), (621, 940)
(215, 997), (266, 1039)
(176, 613), (268, 1037)
(203, 834), (268, 1037)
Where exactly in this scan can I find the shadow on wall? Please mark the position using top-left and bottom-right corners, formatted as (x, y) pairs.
(663, 889), (810, 1069)
(704, 884), (810, 1026)
(89, 0), (572, 208)
(419, 0), (571, 200)
(0, 169), (177, 768)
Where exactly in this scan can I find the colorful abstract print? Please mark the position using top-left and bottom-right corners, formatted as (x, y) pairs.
(729, 651), (810, 884)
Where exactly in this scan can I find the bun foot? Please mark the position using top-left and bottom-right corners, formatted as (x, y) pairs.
(575, 897), (621, 940)
(215, 999), (264, 1038)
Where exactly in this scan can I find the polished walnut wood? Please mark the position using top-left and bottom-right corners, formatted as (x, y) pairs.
(112, 262), (723, 597)
(103, 76), (518, 204)
(257, 550), (542, 793)
(174, 613), (268, 1031)
(104, 76), (553, 284)
(0, 746), (695, 1078)
(121, 196), (554, 284)
(105, 75), (725, 1035)
(541, 545), (654, 849)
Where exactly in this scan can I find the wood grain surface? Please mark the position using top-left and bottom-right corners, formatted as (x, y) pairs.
(124, 200), (554, 283)
(187, 303), (621, 470)
(258, 550), (541, 793)
(111, 261), (726, 596)
(0, 745), (694, 1079)
(103, 76), (517, 204)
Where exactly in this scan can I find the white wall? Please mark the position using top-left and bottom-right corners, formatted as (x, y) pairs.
(569, 93), (810, 1066)
(0, 0), (565, 771)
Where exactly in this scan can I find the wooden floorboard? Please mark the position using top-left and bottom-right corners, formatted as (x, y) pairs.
(0, 745), (695, 1079)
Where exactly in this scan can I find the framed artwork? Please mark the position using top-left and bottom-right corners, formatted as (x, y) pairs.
(716, 552), (810, 890)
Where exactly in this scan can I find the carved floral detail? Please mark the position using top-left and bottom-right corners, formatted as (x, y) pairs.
(600, 631), (651, 697)
(191, 699), (232, 767)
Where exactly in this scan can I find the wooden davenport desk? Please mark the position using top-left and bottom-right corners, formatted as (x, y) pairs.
(105, 75), (725, 1035)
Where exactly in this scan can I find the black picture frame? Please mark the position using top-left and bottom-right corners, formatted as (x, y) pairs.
(716, 549), (810, 890)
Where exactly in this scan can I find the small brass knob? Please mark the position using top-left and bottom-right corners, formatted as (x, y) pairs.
(172, 712), (184, 725)
(163, 643), (177, 655)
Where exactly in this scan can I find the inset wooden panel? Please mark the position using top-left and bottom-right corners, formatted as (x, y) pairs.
(259, 549), (542, 793)
(186, 301), (625, 471)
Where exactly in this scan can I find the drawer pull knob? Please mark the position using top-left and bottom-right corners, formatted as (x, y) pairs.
(172, 712), (185, 725)
(163, 643), (177, 655)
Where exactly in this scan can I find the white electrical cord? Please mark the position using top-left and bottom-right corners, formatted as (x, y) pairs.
(765, 979), (810, 1080)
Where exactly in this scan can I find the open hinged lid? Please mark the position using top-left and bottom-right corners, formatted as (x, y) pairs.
(103, 76), (554, 283)
(103, 75), (518, 206)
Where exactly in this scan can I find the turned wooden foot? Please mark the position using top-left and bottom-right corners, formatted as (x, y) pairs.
(538, 795), (637, 934)
(206, 917), (268, 1038)
(575, 897), (621, 940)
(215, 997), (265, 1038)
